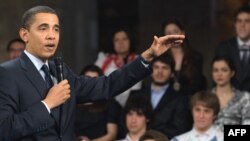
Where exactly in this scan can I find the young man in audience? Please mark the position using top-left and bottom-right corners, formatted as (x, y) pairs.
(120, 96), (153, 141)
(171, 91), (223, 141)
(215, 6), (250, 93)
(128, 54), (192, 139)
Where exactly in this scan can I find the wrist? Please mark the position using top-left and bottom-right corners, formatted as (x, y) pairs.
(141, 48), (154, 62)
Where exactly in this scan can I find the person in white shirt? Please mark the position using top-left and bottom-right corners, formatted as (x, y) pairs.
(171, 91), (223, 141)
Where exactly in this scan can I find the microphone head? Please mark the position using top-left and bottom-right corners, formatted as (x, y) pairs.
(54, 56), (64, 82)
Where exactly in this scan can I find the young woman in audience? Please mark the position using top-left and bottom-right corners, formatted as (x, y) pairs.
(95, 28), (141, 107)
(163, 19), (206, 95)
(211, 56), (250, 131)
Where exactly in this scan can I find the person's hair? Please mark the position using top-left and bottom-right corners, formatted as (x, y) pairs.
(211, 56), (236, 72)
(162, 18), (185, 35)
(110, 27), (136, 54)
(191, 91), (220, 116)
(151, 53), (175, 71)
(124, 96), (153, 123)
(21, 6), (58, 29)
(6, 38), (25, 52)
(162, 18), (200, 83)
(235, 6), (250, 20)
(211, 56), (236, 85)
(139, 130), (169, 141)
(80, 64), (103, 76)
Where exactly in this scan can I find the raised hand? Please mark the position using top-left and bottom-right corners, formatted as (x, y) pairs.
(142, 34), (185, 61)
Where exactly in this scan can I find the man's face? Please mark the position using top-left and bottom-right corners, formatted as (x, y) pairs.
(235, 12), (250, 41)
(20, 13), (60, 61)
(126, 110), (147, 135)
(152, 61), (172, 85)
(8, 42), (25, 60)
(192, 102), (215, 133)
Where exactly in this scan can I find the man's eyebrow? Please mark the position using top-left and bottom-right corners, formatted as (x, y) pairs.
(54, 24), (60, 29)
(38, 23), (49, 28)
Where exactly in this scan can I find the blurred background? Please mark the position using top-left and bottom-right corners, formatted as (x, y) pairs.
(0, 0), (249, 88)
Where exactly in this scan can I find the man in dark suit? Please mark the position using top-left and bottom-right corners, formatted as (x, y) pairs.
(0, 6), (184, 141)
(129, 54), (192, 139)
(216, 6), (250, 92)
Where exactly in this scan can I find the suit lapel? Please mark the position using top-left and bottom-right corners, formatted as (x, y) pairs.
(49, 60), (69, 134)
(229, 39), (243, 81)
(20, 53), (47, 99)
(154, 85), (174, 112)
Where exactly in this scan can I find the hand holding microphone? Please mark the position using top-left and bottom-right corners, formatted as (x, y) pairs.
(44, 57), (71, 109)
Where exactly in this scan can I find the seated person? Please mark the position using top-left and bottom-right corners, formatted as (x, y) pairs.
(119, 96), (153, 141)
(75, 65), (121, 141)
(171, 91), (223, 141)
(6, 38), (25, 60)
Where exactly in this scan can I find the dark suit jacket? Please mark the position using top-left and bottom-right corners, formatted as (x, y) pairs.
(0, 53), (151, 141)
(216, 37), (250, 92)
(129, 84), (192, 139)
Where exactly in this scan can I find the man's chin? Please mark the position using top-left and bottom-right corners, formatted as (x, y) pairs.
(153, 81), (168, 86)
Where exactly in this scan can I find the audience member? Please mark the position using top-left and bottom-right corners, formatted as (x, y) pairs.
(211, 56), (250, 131)
(75, 65), (121, 141)
(0, 5), (185, 141)
(215, 6), (250, 93)
(163, 18), (206, 95)
(127, 54), (192, 139)
(139, 130), (169, 141)
(6, 38), (25, 60)
(171, 91), (223, 141)
(119, 96), (153, 141)
(95, 28), (141, 107)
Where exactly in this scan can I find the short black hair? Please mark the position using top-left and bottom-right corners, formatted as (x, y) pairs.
(235, 6), (250, 19)
(151, 53), (175, 71)
(21, 5), (58, 29)
(124, 96), (153, 122)
(80, 64), (103, 76)
(6, 38), (25, 52)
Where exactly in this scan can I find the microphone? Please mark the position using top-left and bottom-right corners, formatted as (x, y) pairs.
(54, 56), (64, 82)
(54, 56), (64, 135)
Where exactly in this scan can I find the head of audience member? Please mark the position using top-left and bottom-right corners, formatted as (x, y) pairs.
(190, 91), (220, 133)
(139, 130), (169, 141)
(111, 28), (136, 59)
(211, 56), (236, 87)
(19, 6), (60, 62)
(235, 6), (250, 42)
(80, 64), (103, 77)
(151, 53), (175, 86)
(162, 18), (198, 81)
(163, 18), (187, 48)
(6, 38), (25, 60)
(124, 97), (153, 139)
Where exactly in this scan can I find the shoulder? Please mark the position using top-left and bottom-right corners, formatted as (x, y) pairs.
(171, 130), (192, 141)
(218, 37), (237, 48)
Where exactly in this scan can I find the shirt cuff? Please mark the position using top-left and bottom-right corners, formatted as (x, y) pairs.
(139, 56), (150, 67)
(41, 101), (51, 113)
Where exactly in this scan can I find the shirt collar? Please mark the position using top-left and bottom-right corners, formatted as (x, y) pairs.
(151, 83), (169, 93)
(192, 126), (215, 138)
(24, 50), (49, 71)
(125, 134), (139, 141)
(237, 37), (250, 47)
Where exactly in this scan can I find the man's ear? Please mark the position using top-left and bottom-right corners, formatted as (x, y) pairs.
(19, 28), (29, 43)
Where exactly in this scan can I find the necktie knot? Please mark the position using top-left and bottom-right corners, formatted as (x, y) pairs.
(41, 64), (53, 88)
